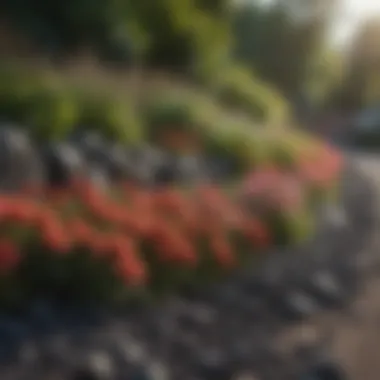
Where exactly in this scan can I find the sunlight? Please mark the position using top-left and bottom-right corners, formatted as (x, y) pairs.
(333, 0), (380, 46)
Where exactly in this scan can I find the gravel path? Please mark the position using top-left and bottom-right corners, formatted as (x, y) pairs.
(273, 151), (380, 380)
(0, 152), (379, 380)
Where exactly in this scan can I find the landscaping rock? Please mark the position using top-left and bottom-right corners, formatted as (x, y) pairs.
(42, 143), (87, 187)
(71, 131), (109, 166)
(0, 126), (44, 191)
(302, 271), (346, 307)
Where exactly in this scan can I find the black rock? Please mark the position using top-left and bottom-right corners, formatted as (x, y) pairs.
(37, 334), (74, 370)
(0, 315), (30, 363)
(154, 161), (178, 186)
(28, 300), (60, 334)
(0, 315), (30, 343)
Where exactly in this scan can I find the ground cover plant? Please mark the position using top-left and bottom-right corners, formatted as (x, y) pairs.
(0, 63), (344, 307)
(0, 139), (343, 307)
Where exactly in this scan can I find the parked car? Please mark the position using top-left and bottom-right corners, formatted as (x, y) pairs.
(348, 106), (380, 147)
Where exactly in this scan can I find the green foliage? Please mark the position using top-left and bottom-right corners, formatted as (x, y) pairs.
(232, 1), (337, 103)
(76, 92), (143, 144)
(27, 86), (79, 141)
(213, 65), (290, 124)
(141, 95), (197, 138)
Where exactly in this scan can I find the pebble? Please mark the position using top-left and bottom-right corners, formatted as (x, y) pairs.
(277, 291), (321, 321)
(305, 271), (345, 306)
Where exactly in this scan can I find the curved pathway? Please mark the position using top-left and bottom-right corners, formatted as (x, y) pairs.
(275, 151), (380, 380)
(325, 152), (380, 380)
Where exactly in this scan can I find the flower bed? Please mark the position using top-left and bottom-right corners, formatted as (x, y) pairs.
(0, 140), (343, 307)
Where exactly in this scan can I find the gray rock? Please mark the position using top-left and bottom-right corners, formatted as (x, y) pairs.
(86, 166), (110, 192)
(176, 154), (205, 184)
(276, 291), (320, 321)
(123, 145), (166, 185)
(177, 303), (216, 330)
(72, 131), (109, 166)
(195, 348), (234, 380)
(116, 334), (148, 365)
(0, 125), (44, 191)
(298, 360), (347, 380)
(42, 143), (87, 187)
(304, 271), (345, 307)
(17, 341), (40, 366)
(72, 350), (115, 380)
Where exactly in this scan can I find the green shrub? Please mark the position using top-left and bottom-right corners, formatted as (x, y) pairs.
(26, 86), (79, 141)
(76, 92), (143, 145)
(141, 94), (200, 142)
(213, 65), (290, 125)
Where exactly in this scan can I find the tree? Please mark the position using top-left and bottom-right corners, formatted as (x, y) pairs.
(330, 17), (380, 111)
(233, 0), (339, 100)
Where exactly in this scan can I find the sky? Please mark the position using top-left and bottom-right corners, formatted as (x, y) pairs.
(332, 0), (380, 46)
(252, 0), (380, 48)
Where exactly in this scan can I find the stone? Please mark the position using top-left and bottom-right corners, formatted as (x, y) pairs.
(128, 361), (170, 380)
(18, 341), (40, 366)
(153, 161), (178, 186)
(72, 131), (108, 165)
(304, 271), (345, 307)
(177, 303), (216, 330)
(276, 291), (320, 321)
(42, 143), (87, 187)
(122, 145), (165, 185)
(104, 144), (130, 181)
(72, 350), (115, 380)
(323, 205), (348, 229)
(233, 372), (260, 380)
(38, 334), (74, 370)
(0, 125), (45, 191)
(175, 154), (204, 184)
(86, 166), (110, 191)
(28, 300), (59, 333)
(117, 336), (147, 365)
(298, 360), (347, 380)
(195, 349), (235, 380)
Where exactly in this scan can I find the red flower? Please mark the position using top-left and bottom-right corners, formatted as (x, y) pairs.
(209, 234), (236, 268)
(67, 218), (95, 247)
(241, 218), (270, 248)
(150, 222), (197, 265)
(38, 210), (71, 254)
(0, 239), (20, 274)
(112, 236), (147, 286)
(242, 167), (283, 196)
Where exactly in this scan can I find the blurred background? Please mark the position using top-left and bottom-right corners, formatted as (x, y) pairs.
(1, 0), (380, 126)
